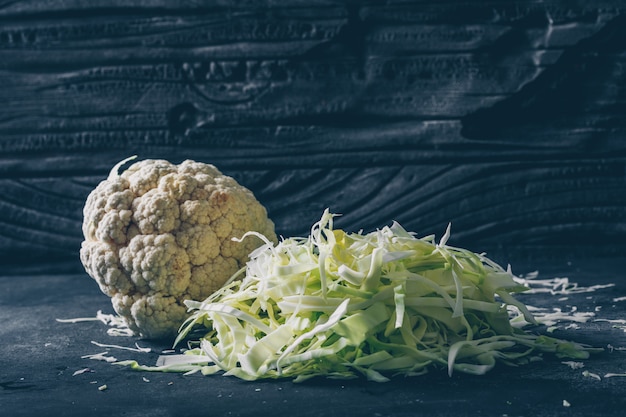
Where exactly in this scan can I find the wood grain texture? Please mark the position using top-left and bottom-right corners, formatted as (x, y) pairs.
(0, 1), (625, 265)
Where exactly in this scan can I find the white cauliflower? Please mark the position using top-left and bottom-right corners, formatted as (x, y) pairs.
(80, 157), (277, 339)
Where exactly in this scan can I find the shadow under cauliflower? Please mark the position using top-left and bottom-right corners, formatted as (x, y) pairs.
(80, 157), (277, 340)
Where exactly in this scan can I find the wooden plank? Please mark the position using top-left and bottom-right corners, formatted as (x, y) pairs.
(0, 1), (624, 264)
(1, 123), (624, 262)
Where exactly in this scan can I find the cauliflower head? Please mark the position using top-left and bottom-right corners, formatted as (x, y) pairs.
(80, 157), (277, 339)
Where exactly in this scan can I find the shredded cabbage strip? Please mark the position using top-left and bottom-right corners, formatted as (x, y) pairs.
(119, 210), (599, 381)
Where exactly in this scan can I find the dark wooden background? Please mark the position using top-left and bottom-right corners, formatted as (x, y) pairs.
(1, 1), (625, 270)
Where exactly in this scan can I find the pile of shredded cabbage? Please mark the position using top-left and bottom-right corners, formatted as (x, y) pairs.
(118, 210), (597, 382)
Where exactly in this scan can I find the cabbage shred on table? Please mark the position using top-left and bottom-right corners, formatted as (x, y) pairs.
(119, 210), (598, 382)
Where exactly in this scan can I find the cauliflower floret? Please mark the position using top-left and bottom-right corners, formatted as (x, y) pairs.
(80, 156), (277, 339)
(111, 293), (188, 339)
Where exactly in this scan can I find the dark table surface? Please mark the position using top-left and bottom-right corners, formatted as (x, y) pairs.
(2, 257), (625, 417)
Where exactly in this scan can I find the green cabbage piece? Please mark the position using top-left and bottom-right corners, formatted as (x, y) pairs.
(118, 210), (599, 382)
